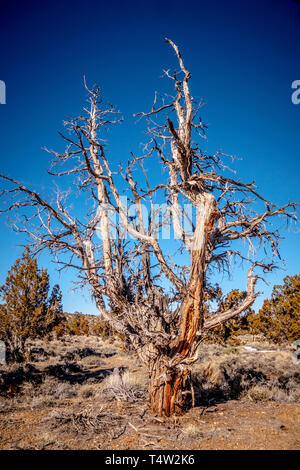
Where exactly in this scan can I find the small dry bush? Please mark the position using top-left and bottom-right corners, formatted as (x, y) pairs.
(246, 385), (272, 402)
(78, 383), (98, 399)
(52, 381), (77, 399)
(101, 368), (146, 402)
(222, 346), (239, 356)
(246, 383), (300, 403)
(46, 404), (123, 436)
(181, 423), (204, 440)
(19, 376), (78, 405)
(193, 346), (300, 405)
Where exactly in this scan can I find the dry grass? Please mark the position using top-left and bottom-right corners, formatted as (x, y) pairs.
(181, 423), (204, 440)
(45, 404), (124, 435)
(100, 368), (146, 402)
(0, 334), (299, 450)
(192, 343), (300, 405)
(78, 383), (99, 398)
(1, 336), (299, 406)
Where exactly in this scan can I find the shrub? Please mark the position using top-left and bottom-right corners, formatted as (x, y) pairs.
(250, 275), (300, 343)
(91, 319), (112, 338)
(205, 289), (254, 344)
(66, 314), (90, 336)
(102, 368), (145, 402)
(0, 249), (64, 362)
(222, 346), (239, 355)
(247, 385), (271, 402)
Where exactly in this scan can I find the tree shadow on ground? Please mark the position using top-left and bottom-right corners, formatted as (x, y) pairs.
(0, 364), (43, 394)
(60, 347), (117, 361)
(0, 362), (126, 394)
(28, 346), (117, 362)
(192, 367), (267, 407)
(45, 363), (126, 384)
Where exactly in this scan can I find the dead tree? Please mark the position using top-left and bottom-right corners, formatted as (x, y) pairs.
(0, 39), (298, 416)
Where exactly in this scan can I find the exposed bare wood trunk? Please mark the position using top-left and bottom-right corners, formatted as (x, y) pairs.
(148, 193), (218, 416)
(177, 193), (218, 355)
(149, 358), (191, 416)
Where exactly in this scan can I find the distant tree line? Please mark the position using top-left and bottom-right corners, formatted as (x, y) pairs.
(249, 274), (300, 343)
(0, 250), (299, 363)
(204, 275), (300, 344)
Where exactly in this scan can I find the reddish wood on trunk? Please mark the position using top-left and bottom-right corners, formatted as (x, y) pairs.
(149, 359), (191, 416)
(149, 194), (218, 416)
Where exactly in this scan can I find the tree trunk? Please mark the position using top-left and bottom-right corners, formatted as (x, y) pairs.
(5, 336), (26, 363)
(148, 193), (218, 416)
(149, 358), (192, 416)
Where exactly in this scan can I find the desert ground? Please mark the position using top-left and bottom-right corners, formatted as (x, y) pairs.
(0, 335), (299, 450)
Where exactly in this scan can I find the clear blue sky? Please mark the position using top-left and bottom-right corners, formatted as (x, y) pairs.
(0, 0), (299, 314)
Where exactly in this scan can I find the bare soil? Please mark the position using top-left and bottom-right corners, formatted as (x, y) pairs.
(0, 335), (299, 450)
